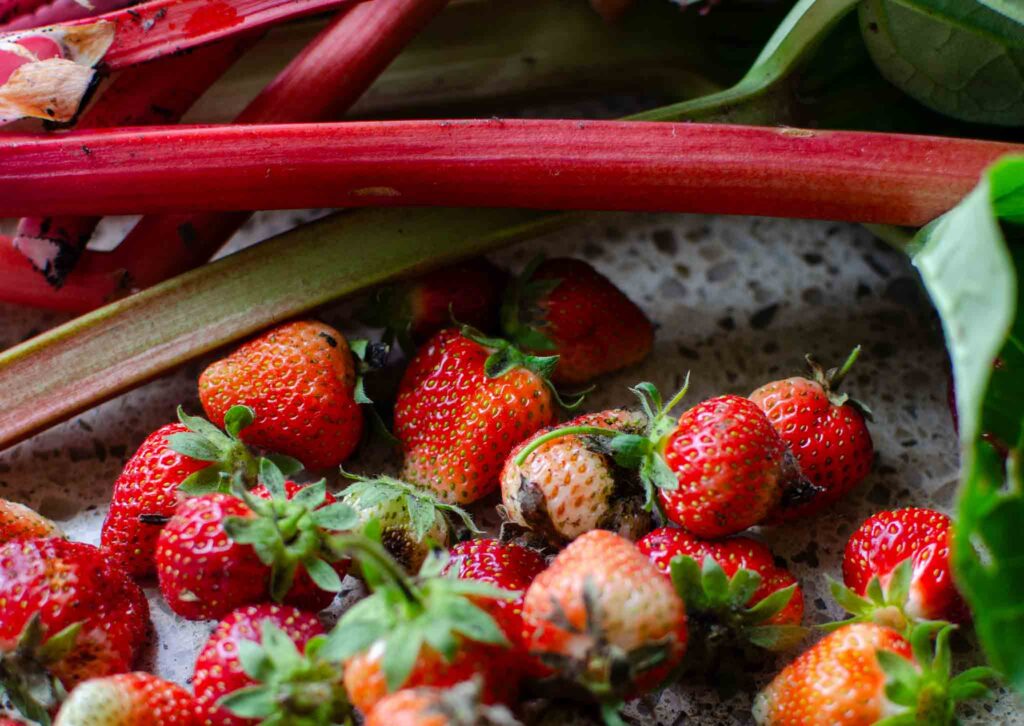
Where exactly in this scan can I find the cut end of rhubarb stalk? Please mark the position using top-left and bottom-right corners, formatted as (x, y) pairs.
(0, 20), (113, 124)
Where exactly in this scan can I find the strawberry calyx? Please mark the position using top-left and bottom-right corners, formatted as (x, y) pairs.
(218, 620), (353, 726)
(826, 558), (923, 636)
(668, 555), (806, 652)
(223, 460), (359, 602)
(460, 325), (588, 410)
(499, 254), (562, 354)
(512, 377), (691, 509)
(321, 534), (516, 692)
(0, 615), (81, 725)
(873, 623), (997, 726)
(805, 345), (872, 416)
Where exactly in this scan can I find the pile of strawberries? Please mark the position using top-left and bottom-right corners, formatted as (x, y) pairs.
(0, 257), (996, 725)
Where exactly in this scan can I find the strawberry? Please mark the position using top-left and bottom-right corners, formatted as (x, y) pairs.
(322, 535), (519, 715)
(394, 327), (559, 504)
(521, 530), (687, 717)
(835, 508), (967, 630)
(749, 348), (874, 521)
(155, 462), (357, 620)
(511, 383), (788, 539)
(0, 498), (61, 544)
(200, 320), (383, 470)
(0, 539), (149, 723)
(360, 258), (506, 353)
(443, 539), (546, 674)
(500, 409), (652, 544)
(193, 604), (350, 726)
(338, 473), (479, 573)
(101, 406), (269, 580)
(753, 622), (995, 725)
(54, 672), (197, 726)
(365, 681), (520, 726)
(638, 527), (805, 652)
(502, 257), (653, 385)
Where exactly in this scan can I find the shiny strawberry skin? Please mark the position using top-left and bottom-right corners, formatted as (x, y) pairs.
(638, 527), (804, 626)
(445, 539), (546, 673)
(659, 395), (786, 538)
(101, 423), (207, 579)
(750, 376), (873, 520)
(199, 320), (363, 470)
(0, 498), (61, 545)
(193, 604), (325, 726)
(501, 409), (651, 544)
(522, 530), (687, 697)
(55, 672), (197, 726)
(843, 508), (967, 623)
(0, 539), (150, 690)
(395, 329), (556, 504)
(753, 623), (911, 725)
(407, 259), (506, 342)
(525, 258), (653, 385)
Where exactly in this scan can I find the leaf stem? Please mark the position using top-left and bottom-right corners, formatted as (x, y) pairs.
(513, 425), (620, 467)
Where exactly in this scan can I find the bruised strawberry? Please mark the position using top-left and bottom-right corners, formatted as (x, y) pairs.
(200, 320), (378, 470)
(753, 623), (994, 725)
(836, 508), (967, 629)
(0, 539), (149, 723)
(502, 257), (653, 385)
(501, 409), (651, 544)
(155, 462), (357, 620)
(193, 604), (350, 725)
(638, 527), (805, 652)
(522, 531), (687, 716)
(395, 327), (558, 505)
(750, 348), (874, 521)
(365, 681), (520, 726)
(0, 498), (61, 544)
(54, 672), (197, 726)
(361, 258), (506, 353)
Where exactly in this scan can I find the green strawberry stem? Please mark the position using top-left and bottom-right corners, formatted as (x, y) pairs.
(326, 533), (423, 606)
(513, 426), (621, 467)
(827, 344), (862, 391)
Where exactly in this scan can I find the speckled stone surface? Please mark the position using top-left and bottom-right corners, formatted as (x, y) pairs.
(0, 211), (1020, 724)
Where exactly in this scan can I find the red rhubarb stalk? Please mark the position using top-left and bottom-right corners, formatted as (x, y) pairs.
(0, 0), (133, 32)
(0, 120), (1018, 226)
(0, 0), (366, 124)
(0, 235), (121, 311)
(13, 34), (257, 287)
(103, 0), (450, 296)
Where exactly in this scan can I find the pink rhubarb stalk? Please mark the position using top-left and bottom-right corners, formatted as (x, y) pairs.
(0, 0), (366, 124)
(0, 120), (1018, 226)
(0, 235), (121, 310)
(13, 34), (256, 287)
(1, 0), (133, 32)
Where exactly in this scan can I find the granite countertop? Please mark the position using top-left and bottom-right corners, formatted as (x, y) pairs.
(0, 210), (1019, 724)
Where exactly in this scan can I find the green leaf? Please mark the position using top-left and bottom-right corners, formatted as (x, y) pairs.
(177, 405), (226, 440)
(304, 557), (343, 593)
(167, 432), (223, 462)
(36, 622), (81, 663)
(911, 155), (1024, 695)
(259, 458), (288, 500)
(291, 480), (327, 511)
(223, 405), (255, 438)
(745, 584), (797, 624)
(885, 559), (914, 609)
(746, 624), (807, 651)
(311, 502), (359, 532)
(444, 598), (509, 646)
(859, 0), (1024, 126)
(178, 465), (225, 495)
(219, 685), (276, 719)
(237, 640), (271, 682)
(726, 568), (763, 608)
(223, 516), (274, 547)
(877, 649), (921, 704)
(382, 626), (424, 692)
(669, 556), (708, 612)
(607, 434), (650, 470)
(406, 496), (439, 541)
(700, 557), (730, 604)
(322, 618), (387, 663)
(264, 454), (304, 477)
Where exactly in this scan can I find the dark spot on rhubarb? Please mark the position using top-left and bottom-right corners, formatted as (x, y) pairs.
(177, 222), (199, 250)
(150, 105), (175, 119)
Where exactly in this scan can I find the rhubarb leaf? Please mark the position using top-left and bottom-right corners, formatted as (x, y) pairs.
(911, 154), (1024, 694)
(859, 0), (1024, 126)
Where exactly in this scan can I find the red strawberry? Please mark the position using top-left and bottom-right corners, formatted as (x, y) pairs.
(155, 463), (357, 620)
(522, 530), (687, 714)
(395, 327), (558, 504)
(502, 257), (653, 385)
(444, 539), (546, 674)
(54, 672), (197, 726)
(0, 539), (149, 722)
(361, 258), (506, 353)
(753, 623), (994, 725)
(837, 508), (967, 629)
(749, 348), (874, 521)
(200, 320), (377, 470)
(101, 407), (265, 580)
(326, 535), (519, 715)
(193, 604), (349, 725)
(638, 527), (805, 652)
(500, 409), (652, 544)
(365, 681), (520, 726)
(0, 498), (61, 544)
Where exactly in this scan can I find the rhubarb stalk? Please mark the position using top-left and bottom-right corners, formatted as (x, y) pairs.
(1, 0), (133, 32)
(13, 34), (257, 287)
(0, 0), (366, 124)
(0, 120), (1018, 227)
